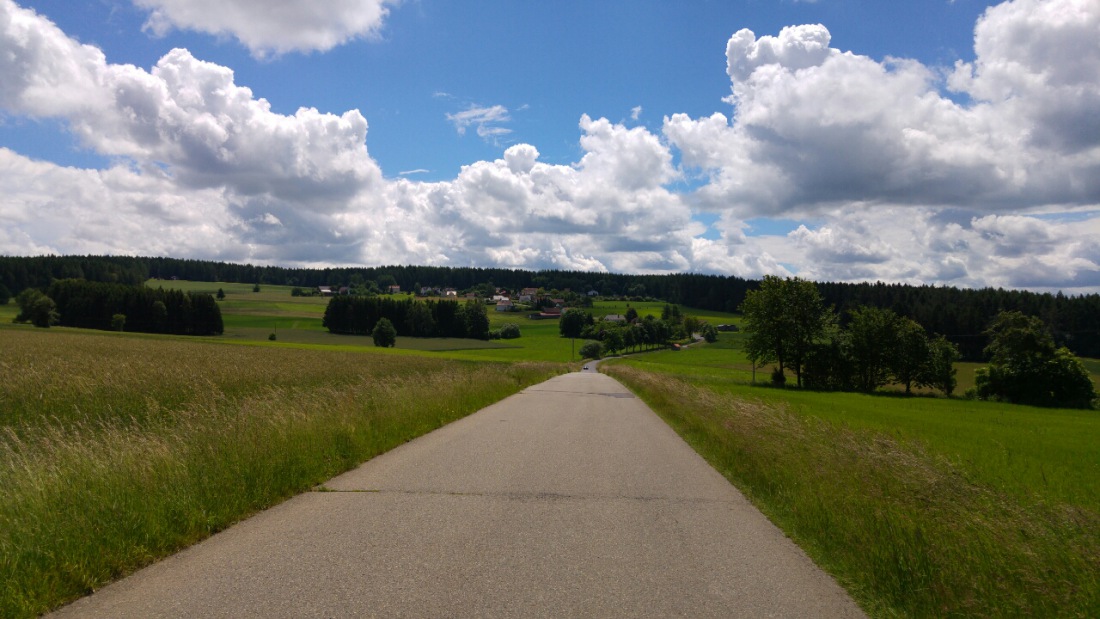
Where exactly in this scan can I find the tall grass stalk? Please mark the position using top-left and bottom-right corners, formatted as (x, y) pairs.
(605, 364), (1100, 618)
(0, 329), (564, 617)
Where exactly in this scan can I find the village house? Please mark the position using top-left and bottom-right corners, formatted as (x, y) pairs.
(317, 286), (334, 296)
(388, 285), (401, 294)
(495, 299), (514, 312)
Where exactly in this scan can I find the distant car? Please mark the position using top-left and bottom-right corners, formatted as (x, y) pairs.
(583, 364), (589, 370)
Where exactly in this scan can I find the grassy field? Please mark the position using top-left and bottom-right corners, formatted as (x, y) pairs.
(6, 281), (1099, 617)
(143, 279), (736, 363)
(0, 325), (565, 617)
(605, 336), (1100, 617)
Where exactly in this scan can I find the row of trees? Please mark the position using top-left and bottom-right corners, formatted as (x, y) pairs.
(322, 296), (490, 340)
(4, 255), (1100, 358)
(560, 305), (704, 357)
(743, 277), (1096, 408)
(742, 276), (960, 395)
(14, 279), (223, 336)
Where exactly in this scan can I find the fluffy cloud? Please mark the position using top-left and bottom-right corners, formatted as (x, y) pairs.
(2, 0), (1100, 292)
(133, 0), (395, 57)
(1, 1), (382, 208)
(781, 207), (1100, 291)
(667, 0), (1100, 217)
(382, 122), (698, 272)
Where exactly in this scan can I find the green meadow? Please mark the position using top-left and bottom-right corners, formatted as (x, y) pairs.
(3, 280), (1098, 617)
(0, 294), (567, 617)
(605, 335), (1100, 617)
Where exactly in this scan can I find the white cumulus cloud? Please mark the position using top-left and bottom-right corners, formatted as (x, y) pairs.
(133, 0), (396, 57)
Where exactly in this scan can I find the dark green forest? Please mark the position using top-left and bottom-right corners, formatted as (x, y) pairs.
(2, 254), (1098, 359)
(45, 279), (223, 336)
(322, 296), (488, 340)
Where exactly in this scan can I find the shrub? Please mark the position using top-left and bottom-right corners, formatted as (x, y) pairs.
(579, 341), (603, 359)
(372, 318), (397, 348)
(500, 323), (521, 339)
(111, 314), (126, 332)
(771, 366), (787, 387)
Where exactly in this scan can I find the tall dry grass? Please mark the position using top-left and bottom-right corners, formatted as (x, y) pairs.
(0, 328), (564, 617)
(605, 364), (1100, 618)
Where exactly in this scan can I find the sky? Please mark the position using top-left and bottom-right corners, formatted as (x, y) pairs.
(1, 0), (1099, 293)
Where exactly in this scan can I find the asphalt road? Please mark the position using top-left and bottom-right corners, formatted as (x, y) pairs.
(50, 372), (865, 618)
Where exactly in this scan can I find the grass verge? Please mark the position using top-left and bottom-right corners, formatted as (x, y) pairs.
(0, 328), (565, 617)
(604, 363), (1100, 618)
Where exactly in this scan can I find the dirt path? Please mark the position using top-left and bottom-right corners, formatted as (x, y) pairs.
(51, 372), (864, 618)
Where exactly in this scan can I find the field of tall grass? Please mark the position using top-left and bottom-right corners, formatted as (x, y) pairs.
(606, 352), (1100, 617)
(0, 326), (565, 617)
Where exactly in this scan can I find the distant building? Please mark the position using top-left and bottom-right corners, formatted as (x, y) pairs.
(495, 300), (514, 312)
(388, 285), (401, 294)
(603, 314), (626, 323)
(317, 286), (334, 296)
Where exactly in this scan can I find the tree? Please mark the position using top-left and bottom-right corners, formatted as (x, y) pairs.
(560, 308), (587, 360)
(0, 282), (11, 305)
(700, 323), (718, 343)
(405, 301), (436, 337)
(252, 283), (260, 293)
(741, 276), (832, 388)
(463, 300), (490, 340)
(847, 306), (900, 392)
(111, 313), (126, 332)
(372, 317), (397, 348)
(975, 311), (1096, 408)
(625, 306), (639, 323)
(217, 288), (226, 300)
(559, 308), (586, 339)
(890, 318), (931, 395)
(923, 335), (960, 396)
(579, 341), (603, 359)
(13, 289), (59, 328)
(499, 323), (521, 339)
(603, 328), (624, 355)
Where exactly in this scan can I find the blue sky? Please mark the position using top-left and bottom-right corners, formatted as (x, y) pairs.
(2, 0), (1099, 292)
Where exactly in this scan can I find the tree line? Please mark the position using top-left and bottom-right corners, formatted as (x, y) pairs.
(322, 296), (490, 340)
(743, 276), (1096, 408)
(14, 279), (223, 336)
(3, 254), (1100, 358)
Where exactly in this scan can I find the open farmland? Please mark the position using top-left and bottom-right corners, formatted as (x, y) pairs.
(0, 325), (565, 617)
(605, 336), (1100, 617)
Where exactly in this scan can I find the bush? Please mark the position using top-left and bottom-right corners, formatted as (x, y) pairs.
(111, 314), (126, 332)
(13, 289), (59, 328)
(579, 341), (603, 360)
(771, 366), (787, 387)
(500, 323), (521, 339)
(372, 318), (397, 348)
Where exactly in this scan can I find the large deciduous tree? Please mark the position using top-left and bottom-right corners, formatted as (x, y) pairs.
(847, 306), (900, 392)
(741, 276), (832, 388)
(975, 311), (1096, 408)
(13, 288), (59, 328)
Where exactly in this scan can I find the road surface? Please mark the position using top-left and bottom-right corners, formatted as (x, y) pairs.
(51, 372), (865, 618)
